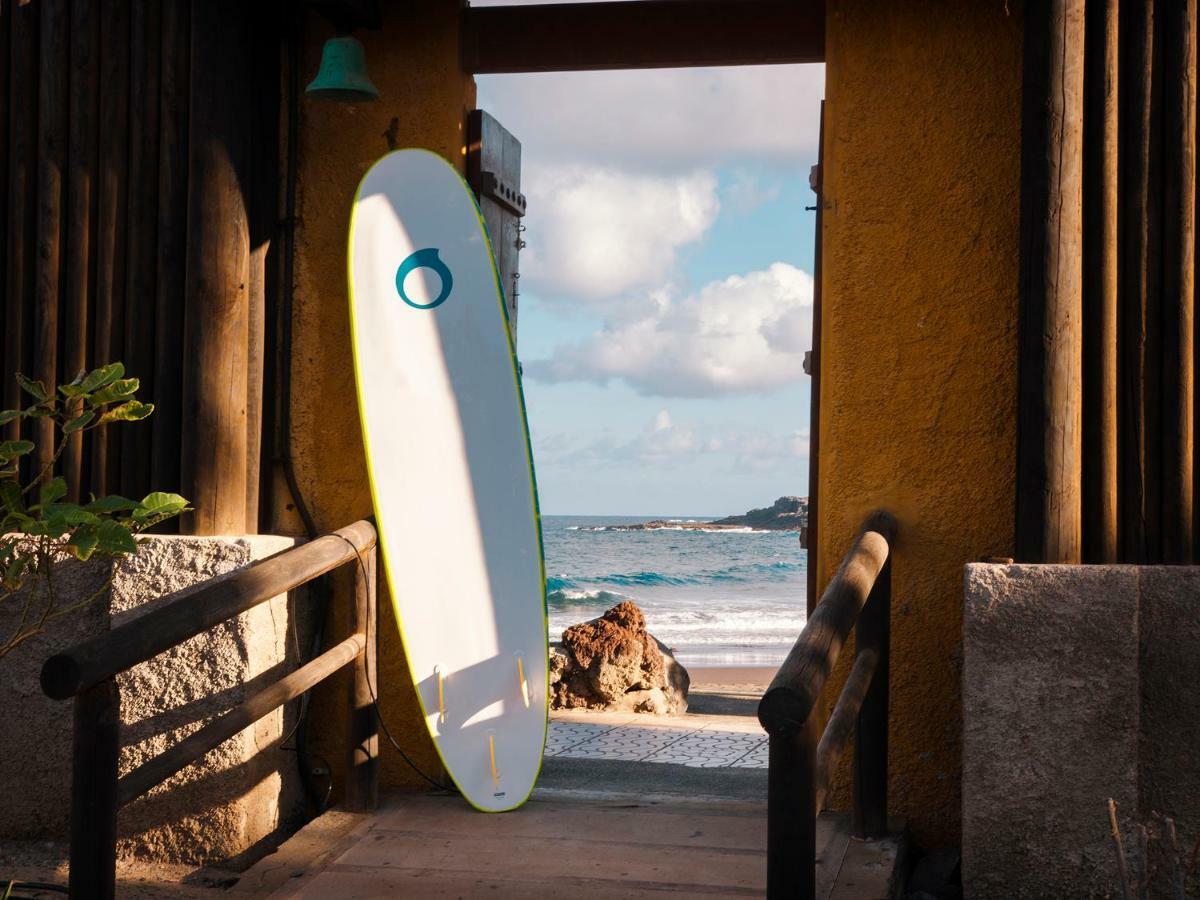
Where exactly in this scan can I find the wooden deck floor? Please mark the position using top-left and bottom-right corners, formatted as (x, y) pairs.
(235, 790), (901, 899)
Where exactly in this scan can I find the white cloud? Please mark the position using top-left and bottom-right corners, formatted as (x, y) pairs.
(525, 262), (813, 397)
(534, 410), (809, 472)
(476, 65), (825, 172)
(521, 165), (719, 302)
(723, 169), (783, 214)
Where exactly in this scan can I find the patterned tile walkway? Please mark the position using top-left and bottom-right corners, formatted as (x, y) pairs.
(546, 708), (768, 768)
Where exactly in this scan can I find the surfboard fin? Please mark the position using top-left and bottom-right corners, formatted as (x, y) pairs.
(488, 732), (500, 788)
(435, 666), (446, 725)
(516, 655), (530, 709)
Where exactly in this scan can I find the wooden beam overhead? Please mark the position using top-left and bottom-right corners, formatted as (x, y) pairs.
(461, 0), (824, 74)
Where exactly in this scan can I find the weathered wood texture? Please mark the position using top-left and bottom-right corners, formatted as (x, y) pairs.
(48, 521), (379, 900)
(118, 632), (365, 806)
(34, 0), (67, 477)
(813, 648), (877, 812)
(63, 0), (98, 500)
(467, 110), (523, 340)
(346, 542), (380, 812)
(151, 0), (190, 502)
(5, 2), (38, 451)
(1161, 0), (1197, 562)
(1082, 0), (1120, 563)
(0, 0), (279, 534)
(462, 0), (825, 73)
(41, 520), (377, 700)
(852, 560), (890, 839)
(90, 0), (131, 497)
(1016, 0), (1086, 564)
(1119, 0), (1159, 562)
(180, 0), (253, 535)
(68, 680), (120, 900)
(761, 514), (895, 899)
(758, 511), (895, 737)
(767, 719), (819, 900)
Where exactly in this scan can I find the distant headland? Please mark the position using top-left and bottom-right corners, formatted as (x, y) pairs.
(598, 496), (809, 532)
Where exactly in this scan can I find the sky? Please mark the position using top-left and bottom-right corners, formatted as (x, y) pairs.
(476, 59), (825, 516)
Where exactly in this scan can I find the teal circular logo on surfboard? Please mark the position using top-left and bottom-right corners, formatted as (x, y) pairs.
(396, 248), (453, 309)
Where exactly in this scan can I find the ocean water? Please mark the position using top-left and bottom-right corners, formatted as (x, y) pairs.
(543, 515), (808, 668)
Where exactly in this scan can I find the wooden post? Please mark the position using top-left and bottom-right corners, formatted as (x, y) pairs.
(853, 559), (889, 839)
(1120, 0), (1159, 563)
(346, 540), (379, 811)
(122, 0), (162, 502)
(34, 0), (68, 476)
(64, 0), (99, 500)
(1082, 0), (1120, 563)
(1161, 0), (1196, 563)
(4, 1), (38, 447)
(1016, 0), (1086, 564)
(68, 679), (120, 900)
(151, 0), (189, 501)
(766, 716), (818, 900)
(181, 0), (252, 535)
(90, 0), (131, 498)
(245, 3), (280, 531)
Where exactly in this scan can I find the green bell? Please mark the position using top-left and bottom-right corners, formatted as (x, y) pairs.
(306, 36), (379, 102)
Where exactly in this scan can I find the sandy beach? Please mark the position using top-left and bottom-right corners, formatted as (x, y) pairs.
(687, 665), (776, 687)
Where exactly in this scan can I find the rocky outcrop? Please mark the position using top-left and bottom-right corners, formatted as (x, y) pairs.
(709, 495), (807, 530)
(596, 496), (808, 532)
(550, 601), (689, 714)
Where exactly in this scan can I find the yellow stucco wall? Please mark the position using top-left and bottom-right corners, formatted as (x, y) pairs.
(820, 0), (1022, 846)
(280, 0), (476, 791)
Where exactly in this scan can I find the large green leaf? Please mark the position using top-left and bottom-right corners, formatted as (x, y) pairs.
(15, 374), (49, 402)
(96, 520), (137, 555)
(84, 495), (138, 514)
(0, 481), (23, 515)
(98, 400), (153, 424)
(43, 503), (100, 527)
(0, 409), (23, 425)
(63, 409), (96, 434)
(39, 477), (67, 507)
(79, 363), (125, 394)
(0, 440), (34, 462)
(133, 492), (189, 524)
(89, 379), (140, 407)
(67, 525), (100, 561)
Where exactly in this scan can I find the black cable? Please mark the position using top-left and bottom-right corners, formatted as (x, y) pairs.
(272, 5), (332, 817)
(1, 881), (69, 897)
(329, 531), (452, 792)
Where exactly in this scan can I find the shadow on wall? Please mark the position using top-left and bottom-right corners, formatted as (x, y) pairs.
(0, 535), (310, 867)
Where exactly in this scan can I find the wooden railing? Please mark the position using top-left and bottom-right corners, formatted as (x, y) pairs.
(39, 520), (380, 900)
(757, 511), (896, 900)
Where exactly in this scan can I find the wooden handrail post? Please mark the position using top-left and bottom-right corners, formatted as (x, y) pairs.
(853, 557), (890, 839)
(69, 678), (120, 900)
(766, 713), (818, 900)
(345, 540), (379, 811)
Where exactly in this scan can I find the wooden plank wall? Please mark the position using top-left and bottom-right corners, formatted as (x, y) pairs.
(0, 0), (282, 534)
(1020, 0), (1199, 564)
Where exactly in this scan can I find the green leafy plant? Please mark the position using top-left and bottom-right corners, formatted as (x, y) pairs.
(0, 363), (189, 659)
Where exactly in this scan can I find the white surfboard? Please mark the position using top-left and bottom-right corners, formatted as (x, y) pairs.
(347, 149), (547, 812)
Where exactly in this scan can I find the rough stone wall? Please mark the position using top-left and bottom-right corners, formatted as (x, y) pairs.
(963, 563), (1200, 898)
(819, 0), (1023, 846)
(0, 535), (301, 865)
(279, 0), (476, 793)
